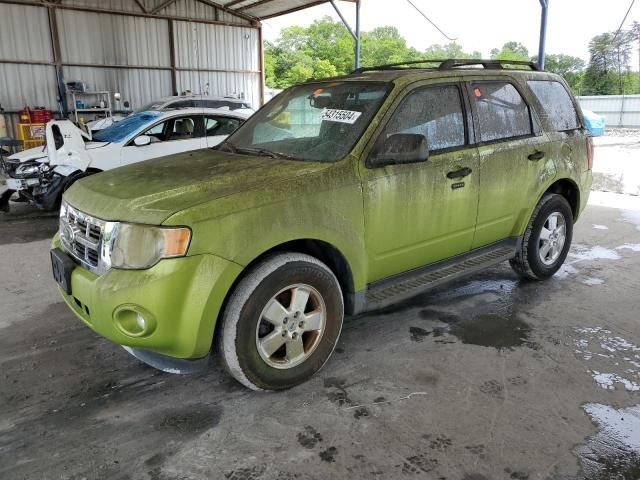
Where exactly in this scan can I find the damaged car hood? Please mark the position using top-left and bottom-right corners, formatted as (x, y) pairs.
(7, 121), (109, 166)
(63, 149), (331, 225)
(8, 145), (48, 163)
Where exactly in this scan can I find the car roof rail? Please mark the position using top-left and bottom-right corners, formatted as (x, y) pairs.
(352, 58), (540, 74)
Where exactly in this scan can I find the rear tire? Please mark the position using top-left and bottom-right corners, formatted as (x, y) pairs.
(218, 253), (344, 391)
(510, 193), (573, 280)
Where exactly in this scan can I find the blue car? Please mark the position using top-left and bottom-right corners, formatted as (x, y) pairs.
(582, 109), (606, 137)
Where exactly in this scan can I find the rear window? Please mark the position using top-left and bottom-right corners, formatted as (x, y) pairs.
(527, 80), (580, 132)
(470, 82), (532, 143)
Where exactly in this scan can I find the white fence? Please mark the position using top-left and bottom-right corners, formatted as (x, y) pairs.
(577, 95), (640, 128)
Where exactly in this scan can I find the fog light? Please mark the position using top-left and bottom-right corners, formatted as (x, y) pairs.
(113, 305), (156, 337)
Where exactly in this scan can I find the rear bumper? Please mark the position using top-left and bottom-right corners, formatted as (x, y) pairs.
(52, 235), (243, 359)
(576, 169), (593, 221)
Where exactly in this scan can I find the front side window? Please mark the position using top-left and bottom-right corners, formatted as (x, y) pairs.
(382, 85), (466, 152)
(225, 81), (392, 162)
(527, 80), (580, 132)
(470, 82), (532, 142)
(168, 99), (195, 109)
(137, 115), (202, 143)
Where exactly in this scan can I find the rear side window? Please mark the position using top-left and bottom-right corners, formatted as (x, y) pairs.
(170, 100), (195, 108)
(470, 82), (532, 142)
(527, 80), (580, 132)
(384, 85), (466, 151)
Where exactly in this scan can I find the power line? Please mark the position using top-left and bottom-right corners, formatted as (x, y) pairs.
(611, 0), (636, 44)
(405, 0), (457, 42)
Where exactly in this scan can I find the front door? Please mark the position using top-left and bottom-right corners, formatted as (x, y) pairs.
(122, 114), (205, 165)
(465, 80), (553, 249)
(361, 82), (480, 282)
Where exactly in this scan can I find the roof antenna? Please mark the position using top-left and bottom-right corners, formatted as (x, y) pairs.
(405, 0), (457, 41)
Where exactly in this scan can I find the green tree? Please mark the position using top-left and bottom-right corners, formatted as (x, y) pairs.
(582, 32), (629, 94)
(490, 42), (529, 61)
(423, 42), (481, 60)
(532, 53), (586, 92)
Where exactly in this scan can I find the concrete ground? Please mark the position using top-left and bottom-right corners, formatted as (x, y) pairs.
(2, 135), (640, 479)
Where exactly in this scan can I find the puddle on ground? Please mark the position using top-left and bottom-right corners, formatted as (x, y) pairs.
(576, 403), (640, 480)
(574, 327), (640, 392)
(621, 210), (640, 232)
(443, 313), (533, 350)
(592, 224), (609, 230)
(569, 245), (622, 262)
(582, 277), (605, 286)
(617, 243), (640, 252)
(555, 264), (580, 279)
(0, 217), (59, 245)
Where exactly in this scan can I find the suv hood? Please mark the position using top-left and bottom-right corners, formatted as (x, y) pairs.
(64, 149), (331, 224)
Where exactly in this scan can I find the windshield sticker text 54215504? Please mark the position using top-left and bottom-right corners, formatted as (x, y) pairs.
(321, 109), (362, 124)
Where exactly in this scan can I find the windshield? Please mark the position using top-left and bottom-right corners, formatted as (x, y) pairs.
(225, 81), (391, 162)
(92, 111), (163, 143)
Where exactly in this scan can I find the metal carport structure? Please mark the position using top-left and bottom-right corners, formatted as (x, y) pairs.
(0, 0), (548, 137)
(0, 0), (361, 136)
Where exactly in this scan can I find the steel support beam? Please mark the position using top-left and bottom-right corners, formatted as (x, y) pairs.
(258, 25), (265, 106)
(355, 0), (361, 69)
(538, 0), (549, 69)
(329, 0), (361, 69)
(168, 19), (178, 95)
(47, 6), (67, 118)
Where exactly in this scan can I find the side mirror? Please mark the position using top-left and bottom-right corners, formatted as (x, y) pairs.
(134, 135), (151, 147)
(369, 133), (429, 167)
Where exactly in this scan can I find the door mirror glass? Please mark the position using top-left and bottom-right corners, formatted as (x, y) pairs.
(370, 133), (429, 167)
(134, 135), (151, 147)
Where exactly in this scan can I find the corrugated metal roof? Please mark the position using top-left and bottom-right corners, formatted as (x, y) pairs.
(207, 0), (355, 20)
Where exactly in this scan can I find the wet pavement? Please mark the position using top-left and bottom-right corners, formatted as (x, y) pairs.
(1, 191), (640, 480)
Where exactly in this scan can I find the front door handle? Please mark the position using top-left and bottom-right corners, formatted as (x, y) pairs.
(528, 150), (545, 161)
(447, 167), (472, 179)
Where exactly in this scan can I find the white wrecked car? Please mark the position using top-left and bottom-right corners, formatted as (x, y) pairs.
(1, 107), (249, 211)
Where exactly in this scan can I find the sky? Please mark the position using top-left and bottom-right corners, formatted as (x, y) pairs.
(262, 0), (640, 66)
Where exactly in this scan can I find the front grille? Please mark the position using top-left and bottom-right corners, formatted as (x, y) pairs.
(60, 203), (106, 273)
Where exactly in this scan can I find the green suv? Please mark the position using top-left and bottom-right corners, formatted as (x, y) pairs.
(51, 59), (593, 390)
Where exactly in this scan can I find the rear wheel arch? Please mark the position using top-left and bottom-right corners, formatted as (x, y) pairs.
(544, 178), (580, 221)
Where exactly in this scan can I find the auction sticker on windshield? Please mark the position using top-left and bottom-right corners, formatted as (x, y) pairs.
(321, 109), (362, 124)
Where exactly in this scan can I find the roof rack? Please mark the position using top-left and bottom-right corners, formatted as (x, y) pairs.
(352, 58), (540, 74)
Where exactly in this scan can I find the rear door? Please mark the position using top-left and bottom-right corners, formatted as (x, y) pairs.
(465, 79), (552, 248)
(204, 115), (244, 147)
(526, 79), (587, 178)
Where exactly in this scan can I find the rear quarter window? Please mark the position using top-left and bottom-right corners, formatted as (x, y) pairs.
(527, 80), (580, 132)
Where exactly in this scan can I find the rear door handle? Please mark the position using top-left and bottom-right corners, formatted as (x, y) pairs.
(528, 150), (545, 161)
(447, 167), (472, 179)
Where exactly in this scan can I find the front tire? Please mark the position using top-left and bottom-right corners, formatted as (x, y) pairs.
(218, 253), (344, 391)
(510, 193), (573, 280)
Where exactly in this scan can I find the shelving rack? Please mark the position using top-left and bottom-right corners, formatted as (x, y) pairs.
(69, 91), (112, 124)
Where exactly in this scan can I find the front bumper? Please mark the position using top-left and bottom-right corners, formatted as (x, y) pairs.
(5, 176), (39, 191)
(52, 235), (243, 359)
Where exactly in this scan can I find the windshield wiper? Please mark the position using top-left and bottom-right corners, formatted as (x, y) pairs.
(216, 141), (237, 153)
(234, 146), (298, 160)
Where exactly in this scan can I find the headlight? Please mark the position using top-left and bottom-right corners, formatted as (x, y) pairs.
(109, 223), (191, 270)
(15, 162), (40, 177)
